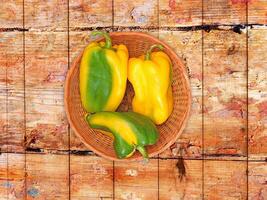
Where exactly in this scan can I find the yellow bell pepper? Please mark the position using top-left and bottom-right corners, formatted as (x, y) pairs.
(128, 44), (173, 125)
(80, 31), (128, 113)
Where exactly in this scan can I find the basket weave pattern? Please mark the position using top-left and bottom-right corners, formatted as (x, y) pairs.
(64, 32), (191, 161)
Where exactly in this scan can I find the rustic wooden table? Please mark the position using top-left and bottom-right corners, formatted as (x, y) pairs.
(0, 0), (266, 199)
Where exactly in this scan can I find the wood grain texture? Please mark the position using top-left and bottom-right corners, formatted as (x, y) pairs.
(114, 0), (158, 27)
(158, 30), (202, 159)
(0, 153), (7, 200)
(70, 155), (113, 199)
(204, 160), (247, 200)
(203, 30), (247, 159)
(114, 160), (158, 200)
(25, 32), (68, 151)
(0, 0), (23, 28)
(159, 0), (202, 27)
(69, 0), (112, 28)
(203, 0), (246, 25)
(26, 153), (69, 199)
(0, 153), (25, 200)
(6, 32), (24, 153)
(0, 32), (24, 153)
(0, 88), (7, 151)
(0, 32), (8, 153)
(248, 0), (267, 24)
(24, 0), (68, 31)
(248, 162), (267, 200)
(248, 29), (267, 161)
(159, 159), (202, 200)
(6, 154), (25, 200)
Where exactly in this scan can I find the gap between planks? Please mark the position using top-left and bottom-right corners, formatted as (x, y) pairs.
(0, 24), (267, 33)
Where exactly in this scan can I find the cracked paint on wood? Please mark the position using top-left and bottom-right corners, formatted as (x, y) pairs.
(0, 153), (25, 200)
(159, 0), (202, 27)
(248, 0), (267, 24)
(25, 32), (69, 150)
(26, 154), (69, 200)
(24, 0), (68, 31)
(6, 154), (25, 200)
(248, 29), (267, 161)
(69, 0), (112, 28)
(0, 0), (23, 29)
(203, 0), (246, 25)
(70, 155), (113, 199)
(0, 153), (8, 199)
(248, 162), (267, 200)
(159, 159), (203, 200)
(0, 32), (24, 153)
(115, 160), (158, 200)
(204, 160), (247, 200)
(203, 30), (247, 159)
(114, 0), (158, 27)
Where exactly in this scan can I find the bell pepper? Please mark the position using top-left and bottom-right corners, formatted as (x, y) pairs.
(128, 44), (173, 125)
(79, 31), (128, 113)
(85, 111), (159, 159)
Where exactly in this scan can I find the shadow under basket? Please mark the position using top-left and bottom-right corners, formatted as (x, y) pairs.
(64, 32), (191, 161)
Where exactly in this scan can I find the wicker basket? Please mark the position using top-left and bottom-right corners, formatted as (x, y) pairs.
(64, 32), (191, 161)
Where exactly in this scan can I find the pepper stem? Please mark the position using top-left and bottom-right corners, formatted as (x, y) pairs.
(145, 44), (164, 60)
(84, 113), (91, 121)
(91, 31), (112, 49)
(136, 146), (149, 159)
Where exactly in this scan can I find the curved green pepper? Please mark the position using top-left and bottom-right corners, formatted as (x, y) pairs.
(79, 31), (128, 113)
(85, 112), (159, 159)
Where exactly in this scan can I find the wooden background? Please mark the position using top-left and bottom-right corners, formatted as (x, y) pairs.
(0, 0), (266, 199)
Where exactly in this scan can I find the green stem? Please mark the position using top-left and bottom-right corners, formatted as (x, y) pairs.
(145, 44), (164, 60)
(84, 113), (91, 121)
(91, 31), (112, 49)
(136, 146), (148, 159)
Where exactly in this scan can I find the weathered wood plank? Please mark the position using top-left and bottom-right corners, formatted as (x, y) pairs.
(204, 160), (247, 200)
(0, 87), (7, 152)
(248, 29), (267, 161)
(0, 32), (8, 152)
(0, 153), (25, 200)
(0, 153), (7, 200)
(24, 0), (68, 31)
(26, 153), (69, 199)
(114, 160), (158, 200)
(0, 32), (24, 153)
(248, 162), (267, 199)
(114, 0), (158, 27)
(6, 153), (25, 200)
(25, 32), (68, 151)
(203, 30), (247, 159)
(6, 32), (24, 153)
(159, 159), (202, 199)
(159, 0), (202, 27)
(158, 30), (202, 159)
(70, 155), (113, 199)
(248, 0), (267, 24)
(0, 0), (23, 28)
(203, 0), (246, 25)
(69, 0), (112, 28)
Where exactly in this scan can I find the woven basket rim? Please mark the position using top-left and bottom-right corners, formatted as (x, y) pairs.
(64, 31), (192, 162)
